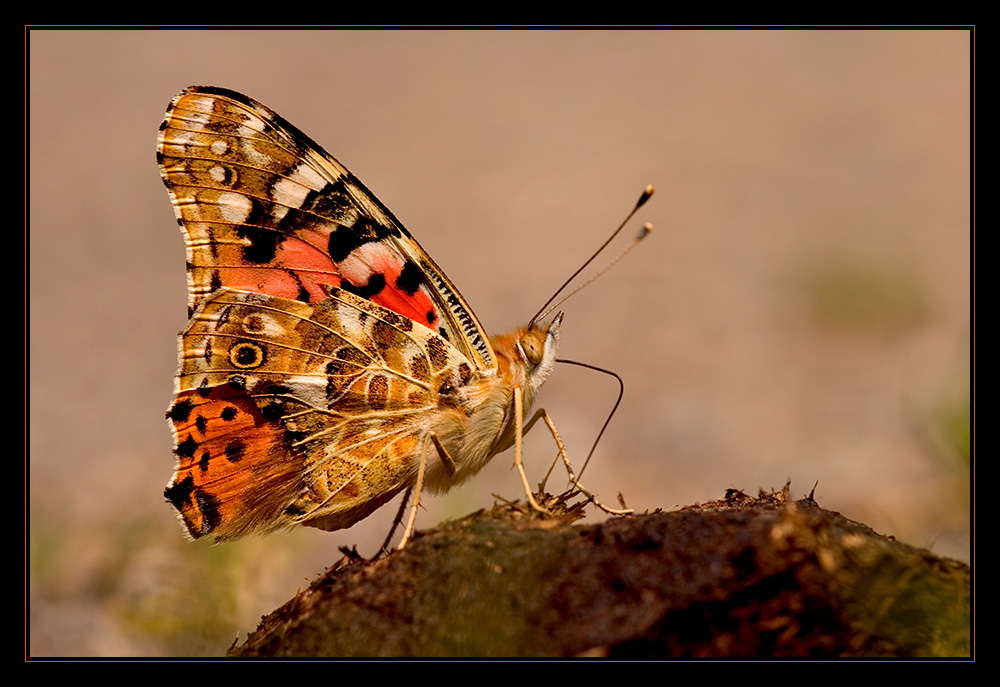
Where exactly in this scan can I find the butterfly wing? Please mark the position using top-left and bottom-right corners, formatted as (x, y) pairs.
(165, 287), (477, 541)
(157, 86), (495, 373)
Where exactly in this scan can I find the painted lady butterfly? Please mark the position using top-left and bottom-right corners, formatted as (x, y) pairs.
(158, 86), (645, 546)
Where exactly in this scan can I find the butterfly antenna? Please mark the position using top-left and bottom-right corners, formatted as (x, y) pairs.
(529, 185), (654, 328)
(554, 359), (625, 481)
(536, 222), (652, 324)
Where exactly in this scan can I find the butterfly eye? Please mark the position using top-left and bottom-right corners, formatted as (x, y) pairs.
(519, 331), (545, 366)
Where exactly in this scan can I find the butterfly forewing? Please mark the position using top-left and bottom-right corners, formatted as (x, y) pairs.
(157, 86), (494, 372)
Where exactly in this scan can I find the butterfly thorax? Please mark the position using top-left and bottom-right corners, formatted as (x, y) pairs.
(421, 317), (562, 493)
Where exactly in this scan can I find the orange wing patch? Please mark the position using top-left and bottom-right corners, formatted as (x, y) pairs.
(165, 386), (304, 540)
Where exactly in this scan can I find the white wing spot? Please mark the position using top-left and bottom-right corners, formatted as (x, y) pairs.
(240, 312), (285, 338)
(187, 96), (216, 114)
(272, 177), (311, 209)
(288, 162), (327, 189)
(166, 130), (196, 149)
(238, 113), (266, 137)
(218, 192), (251, 223)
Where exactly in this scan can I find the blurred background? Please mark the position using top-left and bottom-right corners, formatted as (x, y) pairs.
(28, 29), (971, 657)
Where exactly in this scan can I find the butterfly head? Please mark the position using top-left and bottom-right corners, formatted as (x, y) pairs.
(505, 312), (563, 410)
(489, 312), (561, 391)
(518, 312), (562, 375)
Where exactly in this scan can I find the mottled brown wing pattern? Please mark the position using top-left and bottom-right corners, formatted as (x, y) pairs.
(164, 287), (475, 540)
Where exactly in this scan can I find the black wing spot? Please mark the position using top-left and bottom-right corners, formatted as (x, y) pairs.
(164, 474), (195, 508)
(167, 398), (195, 423)
(225, 440), (246, 463)
(396, 260), (425, 295)
(262, 401), (285, 422)
(341, 272), (386, 299)
(328, 212), (393, 263)
(176, 435), (198, 458)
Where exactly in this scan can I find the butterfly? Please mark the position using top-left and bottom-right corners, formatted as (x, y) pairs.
(158, 86), (644, 547)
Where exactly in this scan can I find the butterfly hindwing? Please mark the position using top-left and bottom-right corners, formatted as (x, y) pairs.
(164, 384), (303, 540)
(165, 287), (476, 540)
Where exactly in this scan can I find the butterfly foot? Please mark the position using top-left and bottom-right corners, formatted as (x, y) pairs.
(524, 490), (553, 516)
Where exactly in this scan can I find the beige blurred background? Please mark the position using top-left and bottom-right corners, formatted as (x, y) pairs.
(28, 29), (971, 657)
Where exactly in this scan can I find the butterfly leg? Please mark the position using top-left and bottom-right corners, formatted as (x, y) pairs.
(397, 445), (429, 549)
(430, 433), (457, 477)
(529, 408), (634, 517)
(513, 386), (552, 515)
(397, 432), (459, 549)
(373, 486), (413, 558)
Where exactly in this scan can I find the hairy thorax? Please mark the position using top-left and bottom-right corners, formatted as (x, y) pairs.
(421, 319), (561, 493)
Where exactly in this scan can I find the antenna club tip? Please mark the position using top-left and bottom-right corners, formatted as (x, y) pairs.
(637, 222), (653, 239)
(637, 184), (655, 207)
